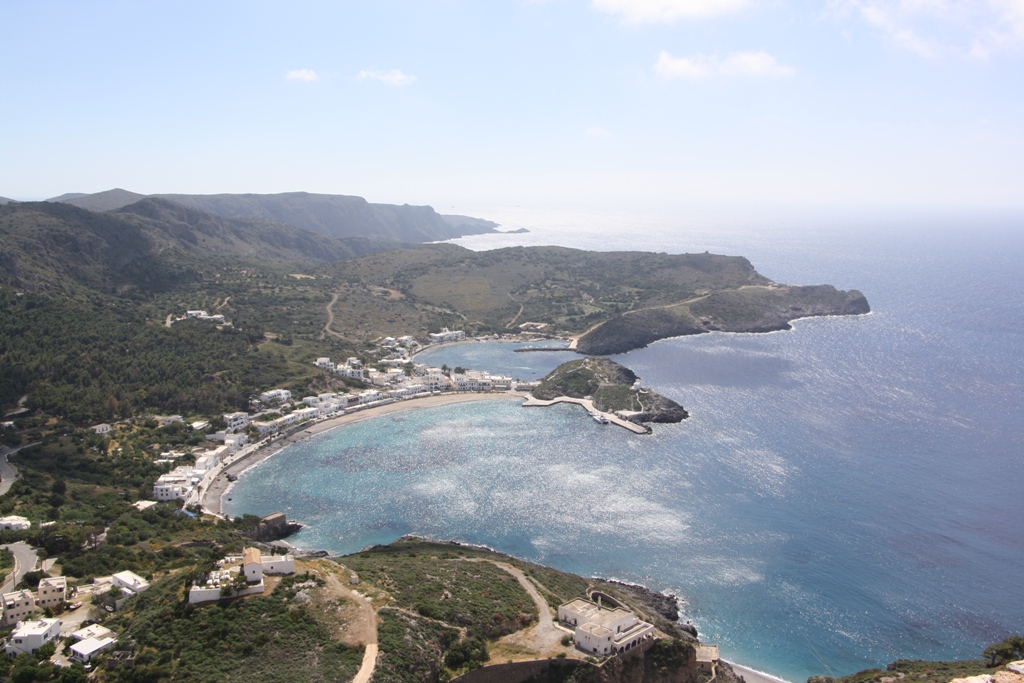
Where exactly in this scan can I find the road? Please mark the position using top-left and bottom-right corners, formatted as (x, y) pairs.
(1, 542), (39, 593)
(0, 442), (39, 496)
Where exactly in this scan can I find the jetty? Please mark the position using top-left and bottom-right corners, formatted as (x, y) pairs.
(520, 395), (650, 434)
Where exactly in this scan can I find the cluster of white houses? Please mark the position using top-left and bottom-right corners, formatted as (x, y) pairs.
(188, 548), (294, 604)
(2, 576), (68, 627)
(3, 571), (150, 662)
(152, 430), (248, 502)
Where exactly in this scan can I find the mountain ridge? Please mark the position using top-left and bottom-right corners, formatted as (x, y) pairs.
(47, 188), (499, 243)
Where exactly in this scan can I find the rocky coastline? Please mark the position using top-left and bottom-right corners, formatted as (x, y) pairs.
(576, 285), (870, 356)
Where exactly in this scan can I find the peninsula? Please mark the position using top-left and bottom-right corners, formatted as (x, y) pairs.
(525, 357), (688, 431)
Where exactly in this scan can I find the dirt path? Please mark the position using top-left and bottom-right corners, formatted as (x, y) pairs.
(466, 559), (575, 660)
(322, 292), (343, 339)
(314, 561), (379, 682)
(506, 302), (525, 329)
(164, 314), (174, 328)
(215, 296), (231, 312)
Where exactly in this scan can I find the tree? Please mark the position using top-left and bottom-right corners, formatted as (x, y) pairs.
(983, 635), (1024, 666)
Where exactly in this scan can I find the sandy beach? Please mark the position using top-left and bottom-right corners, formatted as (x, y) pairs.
(728, 662), (796, 683)
(202, 392), (524, 515)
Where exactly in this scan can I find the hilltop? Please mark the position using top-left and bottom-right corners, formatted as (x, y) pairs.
(533, 357), (689, 424)
(326, 244), (870, 353)
(48, 188), (499, 243)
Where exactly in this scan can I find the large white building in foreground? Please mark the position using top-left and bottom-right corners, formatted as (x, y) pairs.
(558, 598), (656, 657)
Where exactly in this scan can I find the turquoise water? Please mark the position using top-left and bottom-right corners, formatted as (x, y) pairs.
(226, 209), (1024, 681)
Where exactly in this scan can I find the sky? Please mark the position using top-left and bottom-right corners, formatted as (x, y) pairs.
(1, 0), (1023, 211)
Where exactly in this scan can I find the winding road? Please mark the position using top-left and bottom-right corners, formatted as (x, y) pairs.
(0, 542), (39, 593)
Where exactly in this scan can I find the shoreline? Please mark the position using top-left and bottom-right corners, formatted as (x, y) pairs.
(727, 661), (796, 683)
(410, 335), (570, 361)
(202, 392), (523, 516)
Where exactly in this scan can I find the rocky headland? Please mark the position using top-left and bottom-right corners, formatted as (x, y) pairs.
(532, 357), (688, 424)
(576, 284), (869, 355)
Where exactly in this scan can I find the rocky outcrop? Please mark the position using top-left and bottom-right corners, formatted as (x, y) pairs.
(577, 286), (870, 356)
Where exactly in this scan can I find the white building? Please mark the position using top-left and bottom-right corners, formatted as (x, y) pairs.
(453, 372), (492, 392)
(188, 568), (264, 604)
(259, 389), (292, 404)
(0, 516), (31, 532)
(315, 357), (335, 371)
(558, 599), (655, 657)
(2, 590), (36, 627)
(35, 577), (66, 611)
(223, 412), (249, 432)
(302, 396), (320, 407)
(112, 570), (149, 596)
(185, 310), (225, 323)
(71, 624), (113, 642)
(292, 407), (320, 422)
(153, 469), (194, 501)
(70, 636), (116, 663)
(242, 548), (295, 583)
(428, 327), (466, 343)
(336, 365), (364, 380)
(357, 389), (383, 404)
(5, 619), (61, 657)
(92, 423), (111, 435)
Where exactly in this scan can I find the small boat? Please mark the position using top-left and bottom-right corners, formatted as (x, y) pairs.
(591, 413), (609, 424)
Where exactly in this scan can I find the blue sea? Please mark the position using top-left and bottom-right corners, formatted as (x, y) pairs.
(225, 207), (1024, 682)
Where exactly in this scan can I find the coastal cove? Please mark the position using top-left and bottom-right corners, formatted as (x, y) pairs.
(225, 210), (1024, 683)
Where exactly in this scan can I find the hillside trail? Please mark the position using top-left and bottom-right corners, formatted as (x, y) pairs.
(463, 559), (571, 659)
(317, 565), (379, 683)
(322, 292), (343, 340)
(506, 302), (525, 329)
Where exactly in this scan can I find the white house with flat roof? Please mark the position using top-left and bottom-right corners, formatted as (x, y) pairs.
(259, 389), (292, 404)
(112, 570), (149, 596)
(4, 618), (60, 657)
(223, 412), (249, 432)
(35, 576), (66, 611)
(71, 636), (116, 663)
(2, 590), (36, 627)
(92, 423), (111, 435)
(558, 599), (655, 657)
(71, 624), (113, 642)
(0, 516), (30, 532)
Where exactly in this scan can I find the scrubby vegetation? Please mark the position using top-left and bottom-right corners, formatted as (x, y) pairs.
(343, 542), (538, 640)
(106, 571), (362, 682)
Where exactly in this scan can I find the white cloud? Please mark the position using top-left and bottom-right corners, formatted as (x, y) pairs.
(592, 0), (749, 22)
(356, 68), (417, 86)
(656, 50), (795, 79)
(832, 0), (1024, 58)
(586, 126), (611, 136)
(285, 69), (319, 82)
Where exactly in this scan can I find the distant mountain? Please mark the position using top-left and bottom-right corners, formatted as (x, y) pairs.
(57, 188), (146, 211)
(0, 198), (397, 293)
(48, 189), (498, 242)
(45, 192), (88, 203)
(155, 192), (497, 242)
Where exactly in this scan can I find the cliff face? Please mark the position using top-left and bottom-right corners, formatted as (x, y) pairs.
(577, 285), (870, 355)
